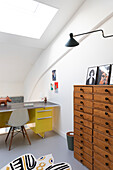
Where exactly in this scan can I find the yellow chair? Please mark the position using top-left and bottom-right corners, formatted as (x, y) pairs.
(5, 108), (31, 150)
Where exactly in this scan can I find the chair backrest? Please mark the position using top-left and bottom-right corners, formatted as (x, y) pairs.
(8, 108), (29, 127)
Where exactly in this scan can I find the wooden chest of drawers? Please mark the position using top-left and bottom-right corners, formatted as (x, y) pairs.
(74, 85), (113, 170)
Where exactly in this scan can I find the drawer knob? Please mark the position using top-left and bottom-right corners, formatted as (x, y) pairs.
(105, 138), (108, 142)
(105, 97), (109, 100)
(80, 153), (83, 156)
(80, 147), (83, 149)
(105, 155), (108, 158)
(81, 140), (83, 143)
(80, 160), (83, 163)
(80, 134), (83, 136)
(80, 121), (83, 124)
(80, 127), (83, 130)
(105, 112), (108, 115)
(105, 122), (109, 125)
(80, 114), (83, 117)
(105, 146), (109, 150)
(106, 130), (109, 133)
(105, 163), (109, 166)
(80, 88), (83, 91)
(105, 105), (109, 109)
(80, 108), (83, 110)
(80, 95), (83, 98)
(105, 89), (109, 92)
(80, 101), (83, 104)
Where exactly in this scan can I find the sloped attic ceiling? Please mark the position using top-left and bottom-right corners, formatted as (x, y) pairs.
(0, 0), (85, 83)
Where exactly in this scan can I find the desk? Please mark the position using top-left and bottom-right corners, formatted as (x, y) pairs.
(0, 101), (58, 138)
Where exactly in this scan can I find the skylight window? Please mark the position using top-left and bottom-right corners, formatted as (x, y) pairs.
(0, 0), (58, 39)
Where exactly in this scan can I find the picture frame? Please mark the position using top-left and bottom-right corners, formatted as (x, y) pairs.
(86, 66), (98, 85)
(96, 64), (110, 85)
(110, 64), (113, 85)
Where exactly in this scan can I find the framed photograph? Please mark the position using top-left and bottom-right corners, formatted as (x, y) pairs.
(97, 64), (110, 85)
(52, 70), (56, 81)
(110, 64), (113, 85)
(86, 66), (98, 85)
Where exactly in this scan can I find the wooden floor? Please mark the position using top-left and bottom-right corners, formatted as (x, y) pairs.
(0, 129), (88, 169)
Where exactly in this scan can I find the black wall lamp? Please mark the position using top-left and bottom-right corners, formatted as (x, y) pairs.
(65, 29), (113, 47)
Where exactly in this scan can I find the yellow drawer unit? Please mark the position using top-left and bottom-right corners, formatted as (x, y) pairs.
(30, 107), (53, 137)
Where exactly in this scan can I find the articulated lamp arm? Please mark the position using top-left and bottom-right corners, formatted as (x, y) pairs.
(65, 29), (113, 47)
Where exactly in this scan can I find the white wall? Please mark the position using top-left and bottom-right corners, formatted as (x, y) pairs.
(0, 82), (23, 97)
(24, 0), (113, 137)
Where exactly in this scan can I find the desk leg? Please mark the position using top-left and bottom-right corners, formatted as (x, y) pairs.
(38, 132), (45, 138)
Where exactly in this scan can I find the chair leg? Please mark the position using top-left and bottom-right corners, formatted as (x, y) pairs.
(21, 126), (25, 138)
(23, 126), (31, 145)
(9, 127), (14, 151)
(5, 127), (12, 143)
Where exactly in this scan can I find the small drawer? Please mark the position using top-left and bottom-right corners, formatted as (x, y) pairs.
(94, 130), (113, 145)
(94, 145), (113, 162)
(75, 128), (92, 143)
(94, 101), (113, 112)
(36, 107), (52, 118)
(74, 152), (92, 170)
(74, 93), (92, 100)
(74, 142), (92, 156)
(74, 98), (93, 108)
(74, 86), (92, 94)
(94, 124), (113, 136)
(74, 110), (92, 121)
(94, 94), (113, 104)
(75, 116), (92, 129)
(94, 160), (108, 170)
(74, 105), (92, 114)
(74, 136), (92, 149)
(74, 147), (92, 164)
(74, 122), (92, 136)
(94, 116), (113, 129)
(94, 152), (113, 169)
(94, 138), (113, 154)
(94, 109), (113, 120)
(94, 86), (113, 95)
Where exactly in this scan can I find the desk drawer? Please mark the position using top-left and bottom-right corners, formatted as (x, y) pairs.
(94, 130), (113, 145)
(74, 148), (92, 164)
(94, 86), (113, 95)
(94, 145), (113, 162)
(74, 122), (92, 135)
(75, 128), (92, 143)
(74, 141), (92, 156)
(75, 116), (92, 129)
(74, 98), (93, 108)
(94, 94), (113, 104)
(94, 124), (113, 136)
(94, 101), (113, 112)
(36, 108), (52, 118)
(94, 152), (113, 169)
(74, 86), (92, 94)
(94, 109), (113, 120)
(94, 116), (113, 129)
(74, 105), (92, 114)
(36, 117), (52, 133)
(74, 93), (92, 100)
(74, 152), (92, 170)
(74, 110), (92, 121)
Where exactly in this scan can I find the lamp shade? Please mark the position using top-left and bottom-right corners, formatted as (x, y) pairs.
(65, 33), (79, 47)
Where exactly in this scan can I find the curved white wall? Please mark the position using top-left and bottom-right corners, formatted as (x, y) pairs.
(24, 0), (113, 137)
